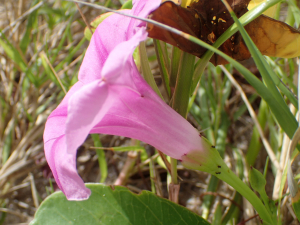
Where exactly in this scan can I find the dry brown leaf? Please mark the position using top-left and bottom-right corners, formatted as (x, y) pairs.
(147, 0), (300, 65)
(246, 15), (300, 58)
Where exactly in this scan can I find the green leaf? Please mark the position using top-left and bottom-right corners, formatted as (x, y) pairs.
(30, 184), (210, 225)
(249, 167), (276, 220)
(249, 167), (266, 194)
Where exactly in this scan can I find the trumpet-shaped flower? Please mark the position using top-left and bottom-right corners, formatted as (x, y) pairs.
(44, 0), (219, 201)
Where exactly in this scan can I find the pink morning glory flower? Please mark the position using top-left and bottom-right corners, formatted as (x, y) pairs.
(43, 0), (216, 200)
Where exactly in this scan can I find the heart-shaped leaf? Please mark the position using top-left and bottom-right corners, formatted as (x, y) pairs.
(30, 184), (210, 225)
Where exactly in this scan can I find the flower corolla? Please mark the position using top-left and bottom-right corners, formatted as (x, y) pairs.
(44, 0), (213, 200)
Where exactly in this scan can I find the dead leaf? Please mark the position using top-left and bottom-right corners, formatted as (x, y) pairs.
(246, 15), (300, 58)
(147, 0), (300, 65)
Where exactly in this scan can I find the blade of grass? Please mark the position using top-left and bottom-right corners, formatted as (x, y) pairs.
(169, 46), (181, 92)
(40, 52), (67, 94)
(268, 57), (297, 93)
(171, 52), (195, 117)
(139, 41), (162, 98)
(153, 39), (170, 97)
(0, 31), (37, 86)
(50, 15), (75, 64)
(20, 0), (39, 53)
(158, 40), (170, 72)
(198, 78), (215, 143)
(212, 204), (222, 225)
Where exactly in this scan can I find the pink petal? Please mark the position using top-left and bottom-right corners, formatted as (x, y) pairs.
(44, 82), (91, 200)
(44, 0), (162, 200)
(78, 0), (160, 84)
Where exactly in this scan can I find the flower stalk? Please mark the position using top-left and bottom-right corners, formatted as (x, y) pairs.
(181, 138), (274, 224)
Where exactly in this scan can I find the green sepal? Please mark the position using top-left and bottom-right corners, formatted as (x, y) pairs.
(121, 0), (133, 9)
(84, 13), (113, 41)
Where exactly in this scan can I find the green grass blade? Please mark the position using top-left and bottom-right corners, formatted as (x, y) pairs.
(20, 0), (39, 53)
(171, 52), (195, 117)
(0, 31), (38, 85)
(139, 41), (162, 98)
(170, 46), (181, 92)
(51, 15), (74, 64)
(153, 39), (170, 96)
(198, 78), (215, 143)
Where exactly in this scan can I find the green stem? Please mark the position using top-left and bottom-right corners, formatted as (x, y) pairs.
(182, 139), (274, 224)
(217, 167), (276, 225)
(170, 158), (178, 184)
(149, 158), (156, 193)
(170, 52), (195, 184)
(216, 165), (274, 224)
